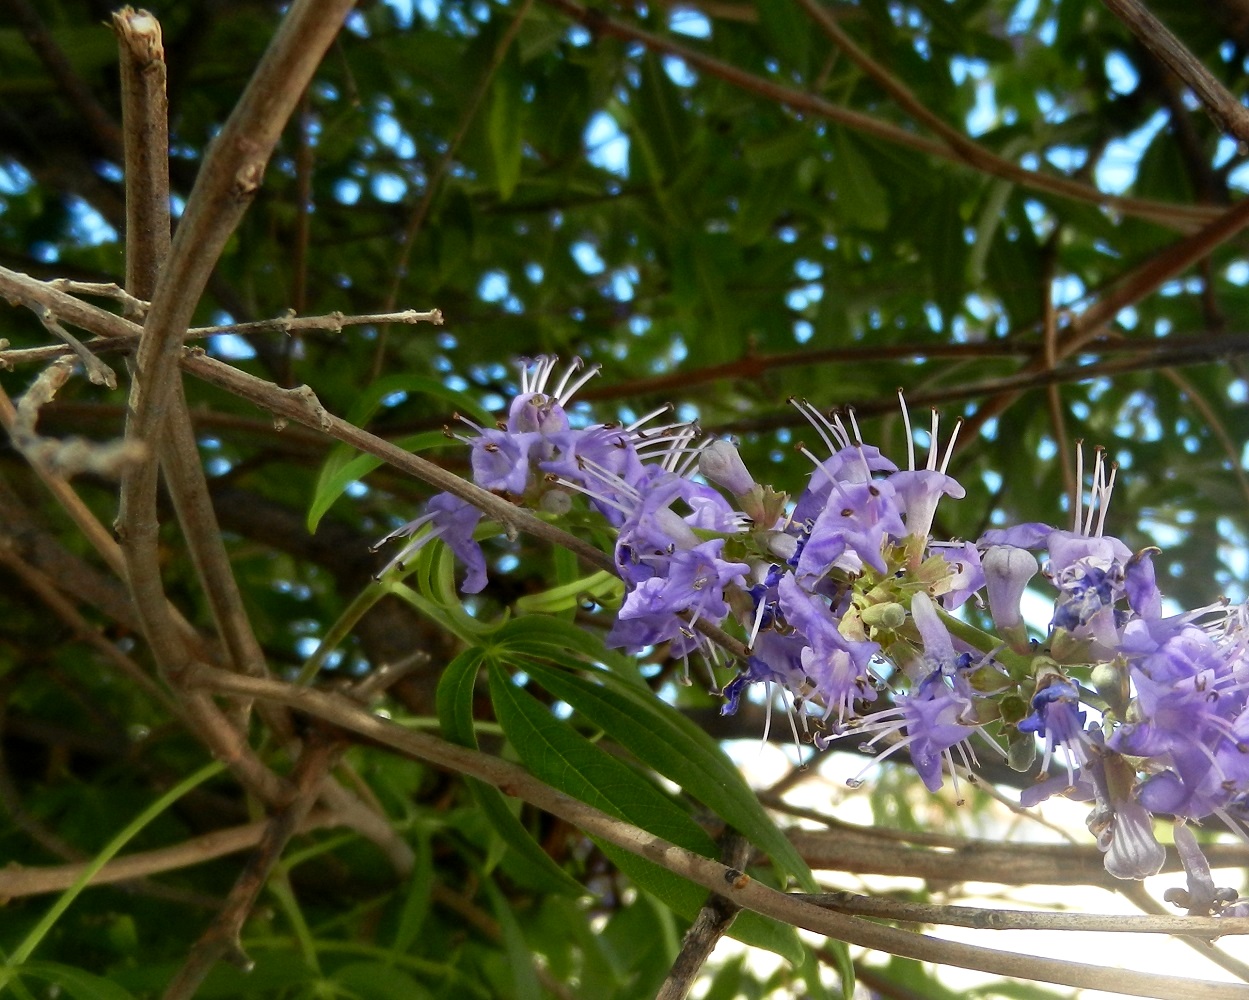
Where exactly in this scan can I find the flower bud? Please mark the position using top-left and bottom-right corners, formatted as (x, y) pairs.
(699, 440), (756, 496)
(982, 544), (1038, 632)
(861, 601), (906, 630)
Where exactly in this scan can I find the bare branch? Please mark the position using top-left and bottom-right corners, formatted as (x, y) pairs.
(804, 889), (1249, 939)
(657, 832), (752, 1000)
(161, 735), (341, 1000)
(0, 812), (342, 901)
(1101, 0), (1249, 146)
(8, 358), (145, 477)
(35, 308), (116, 387)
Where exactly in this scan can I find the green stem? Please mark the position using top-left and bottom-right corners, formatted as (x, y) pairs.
(936, 606), (1034, 678)
(268, 870), (321, 974)
(295, 579), (390, 685)
(2, 760), (225, 973)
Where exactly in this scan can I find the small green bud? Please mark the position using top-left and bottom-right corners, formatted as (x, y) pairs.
(860, 601), (906, 630)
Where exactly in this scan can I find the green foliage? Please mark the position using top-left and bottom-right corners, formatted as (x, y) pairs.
(2, 0), (1248, 996)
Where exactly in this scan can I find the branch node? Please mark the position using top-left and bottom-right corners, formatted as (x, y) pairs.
(284, 383), (332, 431)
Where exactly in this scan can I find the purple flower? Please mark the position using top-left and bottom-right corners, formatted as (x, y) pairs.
(1166, 823), (1244, 916)
(469, 426), (539, 495)
(930, 540), (984, 611)
(839, 594), (994, 794)
(699, 440), (756, 496)
(607, 539), (750, 653)
(795, 479), (906, 583)
(1099, 796), (1166, 880)
(852, 669), (982, 793)
(1017, 675), (1088, 784)
(888, 399), (965, 542)
(373, 492), (487, 593)
(776, 574), (880, 726)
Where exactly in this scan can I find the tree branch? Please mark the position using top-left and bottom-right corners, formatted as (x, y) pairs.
(541, 0), (1218, 231)
(185, 664), (1249, 1000)
(804, 889), (1249, 939)
(1101, 0), (1249, 145)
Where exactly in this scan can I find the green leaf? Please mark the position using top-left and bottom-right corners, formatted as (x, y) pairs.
(488, 662), (801, 964)
(489, 661), (717, 853)
(436, 649), (582, 895)
(3, 761), (225, 972)
(390, 826), (434, 955)
(307, 371), (493, 533)
(488, 53), (524, 201)
(517, 658), (817, 891)
(388, 544), (507, 644)
(332, 962), (435, 1000)
(512, 568), (622, 615)
(832, 130), (889, 231)
(18, 963), (139, 1000)
(758, 0), (810, 77)
(491, 615), (646, 689)
(482, 877), (542, 1000)
(307, 430), (449, 533)
(921, 178), (966, 324)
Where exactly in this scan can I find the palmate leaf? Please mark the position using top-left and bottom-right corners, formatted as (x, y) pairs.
(435, 648), (583, 896)
(487, 660), (803, 963)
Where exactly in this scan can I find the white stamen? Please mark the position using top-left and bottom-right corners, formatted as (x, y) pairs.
(845, 407), (865, 445)
(556, 362), (601, 405)
(1073, 440), (1085, 533)
(626, 404), (675, 433)
(749, 599), (769, 648)
(899, 390), (915, 470)
(790, 397), (842, 457)
(928, 408), (940, 471)
(551, 356), (584, 400)
(940, 418), (963, 474)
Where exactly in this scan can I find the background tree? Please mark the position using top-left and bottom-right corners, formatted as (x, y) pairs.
(2, 0), (1249, 996)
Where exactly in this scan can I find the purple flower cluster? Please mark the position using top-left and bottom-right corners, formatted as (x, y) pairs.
(376, 357), (1249, 897)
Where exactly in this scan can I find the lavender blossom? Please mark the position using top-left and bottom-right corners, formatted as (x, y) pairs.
(372, 492), (487, 593)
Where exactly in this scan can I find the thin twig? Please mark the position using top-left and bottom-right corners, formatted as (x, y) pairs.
(46, 279), (149, 317)
(161, 735), (341, 1000)
(184, 664), (1249, 1000)
(803, 890), (1249, 939)
(0, 812), (340, 901)
(35, 308), (116, 388)
(0, 0), (125, 161)
(657, 832), (752, 1000)
(195, 308), (443, 339)
(1101, 0), (1249, 146)
(8, 358), (145, 477)
(373, 0), (533, 378)
(540, 0), (1217, 231)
